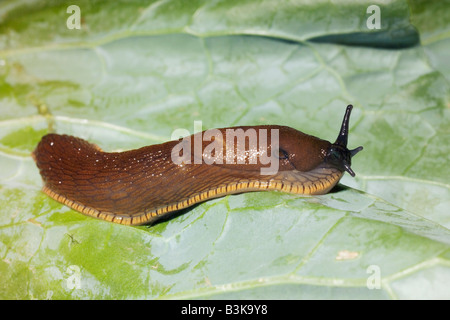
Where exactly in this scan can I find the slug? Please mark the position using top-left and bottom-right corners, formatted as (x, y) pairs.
(33, 105), (363, 225)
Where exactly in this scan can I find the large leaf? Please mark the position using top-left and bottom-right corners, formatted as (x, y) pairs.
(0, 0), (449, 299)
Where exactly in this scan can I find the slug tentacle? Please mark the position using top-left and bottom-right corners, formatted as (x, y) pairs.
(33, 105), (363, 225)
(324, 105), (363, 177)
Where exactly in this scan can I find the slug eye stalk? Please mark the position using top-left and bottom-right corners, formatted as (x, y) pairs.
(325, 105), (363, 177)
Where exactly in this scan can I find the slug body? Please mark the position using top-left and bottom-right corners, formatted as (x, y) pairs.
(33, 105), (363, 225)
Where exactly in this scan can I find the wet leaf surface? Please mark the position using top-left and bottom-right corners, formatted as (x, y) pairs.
(0, 0), (449, 299)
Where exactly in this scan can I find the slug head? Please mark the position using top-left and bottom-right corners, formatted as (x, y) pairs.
(325, 105), (363, 177)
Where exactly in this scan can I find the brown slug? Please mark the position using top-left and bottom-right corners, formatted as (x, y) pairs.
(33, 105), (363, 225)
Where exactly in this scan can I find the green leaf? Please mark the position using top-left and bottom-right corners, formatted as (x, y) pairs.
(1, 0), (449, 299)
